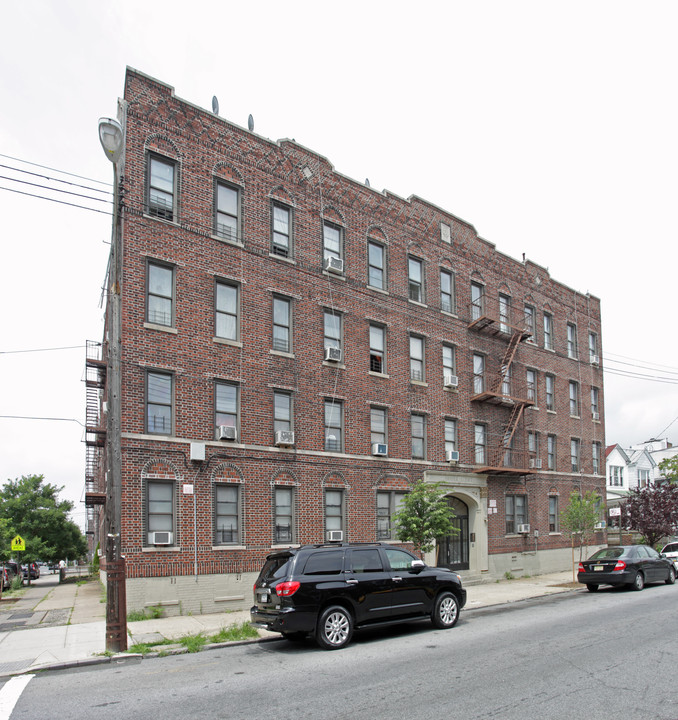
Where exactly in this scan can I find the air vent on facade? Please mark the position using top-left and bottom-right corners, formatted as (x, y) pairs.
(325, 347), (342, 363)
(324, 256), (344, 274)
(218, 425), (237, 441)
(326, 530), (343, 542)
(148, 531), (173, 545)
(275, 431), (295, 447)
(372, 443), (388, 457)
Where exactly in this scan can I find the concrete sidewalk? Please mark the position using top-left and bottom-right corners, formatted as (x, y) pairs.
(0, 570), (580, 678)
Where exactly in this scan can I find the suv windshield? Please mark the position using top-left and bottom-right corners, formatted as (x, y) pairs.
(260, 554), (293, 583)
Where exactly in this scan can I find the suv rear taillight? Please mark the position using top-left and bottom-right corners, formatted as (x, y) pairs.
(276, 581), (300, 597)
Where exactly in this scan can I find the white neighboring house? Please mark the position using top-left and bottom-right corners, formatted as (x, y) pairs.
(605, 444), (656, 525)
(630, 438), (678, 482)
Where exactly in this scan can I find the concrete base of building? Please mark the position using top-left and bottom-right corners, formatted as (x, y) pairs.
(487, 544), (606, 580)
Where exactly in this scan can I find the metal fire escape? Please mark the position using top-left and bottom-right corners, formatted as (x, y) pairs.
(468, 297), (534, 475)
(85, 341), (107, 513)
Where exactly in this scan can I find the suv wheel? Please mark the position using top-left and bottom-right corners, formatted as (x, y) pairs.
(431, 591), (460, 629)
(316, 605), (353, 650)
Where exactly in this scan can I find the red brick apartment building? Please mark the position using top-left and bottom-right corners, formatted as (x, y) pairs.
(86, 68), (606, 615)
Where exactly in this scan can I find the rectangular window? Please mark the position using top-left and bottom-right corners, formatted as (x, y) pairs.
(501, 364), (512, 397)
(325, 489), (344, 534)
(638, 468), (650, 488)
(528, 431), (540, 459)
(471, 282), (484, 321)
(524, 305), (536, 342)
(571, 438), (581, 473)
(474, 423), (486, 464)
(147, 480), (174, 540)
(473, 353), (485, 394)
(589, 332), (599, 364)
(443, 344), (456, 382)
(445, 418), (458, 454)
(440, 269), (455, 314)
(214, 484), (240, 544)
(323, 221), (343, 266)
(147, 371), (173, 435)
(377, 491), (406, 540)
(592, 442), (601, 475)
(547, 434), (556, 470)
(591, 387), (600, 418)
(370, 406), (387, 446)
(324, 400), (343, 452)
(545, 374), (555, 411)
(569, 381), (580, 417)
(609, 466), (624, 487)
(274, 487), (294, 543)
(411, 413), (426, 459)
(215, 382), (238, 435)
(147, 262), (174, 327)
(567, 323), (578, 359)
(499, 293), (511, 333)
(549, 496), (559, 533)
(324, 310), (342, 357)
(505, 495), (527, 534)
(410, 335), (425, 382)
(215, 182), (240, 242)
(543, 313), (554, 350)
(215, 281), (239, 341)
(273, 391), (293, 434)
(271, 203), (292, 257)
(526, 369), (537, 404)
(367, 241), (385, 290)
(408, 256), (424, 303)
(369, 324), (385, 373)
(272, 296), (291, 353)
(148, 155), (175, 220)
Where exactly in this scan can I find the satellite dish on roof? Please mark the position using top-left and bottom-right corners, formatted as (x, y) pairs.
(212, 96), (219, 115)
(248, 114), (254, 132)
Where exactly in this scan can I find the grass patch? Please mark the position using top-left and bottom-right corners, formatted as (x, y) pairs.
(178, 634), (207, 653)
(127, 605), (164, 622)
(126, 622), (260, 656)
(209, 622), (259, 643)
(504, 571), (515, 580)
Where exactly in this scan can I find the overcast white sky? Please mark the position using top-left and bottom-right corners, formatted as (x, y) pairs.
(1, 1), (677, 529)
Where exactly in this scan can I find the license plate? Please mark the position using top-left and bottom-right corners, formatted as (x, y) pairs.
(593, 565), (604, 571)
(258, 592), (269, 603)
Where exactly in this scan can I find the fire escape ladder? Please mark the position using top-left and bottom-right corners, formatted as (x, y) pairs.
(84, 341), (107, 508)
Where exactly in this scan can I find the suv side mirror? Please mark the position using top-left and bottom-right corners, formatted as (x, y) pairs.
(411, 560), (425, 573)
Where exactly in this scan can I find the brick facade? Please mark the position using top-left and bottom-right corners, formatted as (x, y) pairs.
(97, 69), (606, 614)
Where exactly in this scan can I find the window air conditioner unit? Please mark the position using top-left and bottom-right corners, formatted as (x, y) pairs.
(326, 530), (343, 542)
(591, 355), (600, 366)
(594, 521), (607, 530)
(218, 425), (237, 441)
(324, 256), (344, 274)
(325, 346), (342, 363)
(592, 411), (600, 421)
(148, 531), (173, 545)
(372, 443), (388, 456)
(444, 374), (459, 388)
(446, 450), (460, 463)
(517, 524), (531, 534)
(529, 458), (543, 469)
(275, 430), (295, 447)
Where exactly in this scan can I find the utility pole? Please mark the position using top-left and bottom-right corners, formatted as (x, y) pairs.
(98, 112), (127, 652)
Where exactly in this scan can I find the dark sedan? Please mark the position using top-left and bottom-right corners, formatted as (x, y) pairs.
(578, 545), (676, 592)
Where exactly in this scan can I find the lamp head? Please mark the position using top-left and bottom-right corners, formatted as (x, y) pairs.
(98, 117), (124, 164)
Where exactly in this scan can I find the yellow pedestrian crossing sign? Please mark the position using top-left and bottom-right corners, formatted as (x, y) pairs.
(11, 535), (25, 552)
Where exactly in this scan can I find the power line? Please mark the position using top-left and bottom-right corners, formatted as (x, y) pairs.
(0, 415), (84, 427)
(0, 162), (112, 196)
(0, 185), (112, 216)
(0, 153), (110, 187)
(0, 174), (112, 205)
(0, 344), (85, 355)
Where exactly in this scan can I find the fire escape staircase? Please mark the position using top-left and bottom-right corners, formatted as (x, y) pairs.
(85, 341), (107, 509)
(468, 309), (534, 475)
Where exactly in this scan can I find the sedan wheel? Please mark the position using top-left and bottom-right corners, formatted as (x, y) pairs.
(631, 571), (645, 591)
(316, 606), (353, 650)
(431, 591), (460, 629)
(666, 567), (676, 585)
(586, 583), (599, 593)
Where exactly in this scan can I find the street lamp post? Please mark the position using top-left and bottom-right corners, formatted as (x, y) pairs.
(98, 115), (127, 652)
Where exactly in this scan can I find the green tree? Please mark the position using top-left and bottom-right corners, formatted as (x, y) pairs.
(393, 480), (457, 557)
(659, 456), (678, 483)
(561, 491), (601, 560)
(0, 475), (88, 567)
(621, 482), (678, 548)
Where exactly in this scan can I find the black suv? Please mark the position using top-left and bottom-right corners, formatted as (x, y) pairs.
(250, 543), (466, 649)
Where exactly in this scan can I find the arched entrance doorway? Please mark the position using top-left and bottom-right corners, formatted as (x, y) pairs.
(437, 496), (469, 571)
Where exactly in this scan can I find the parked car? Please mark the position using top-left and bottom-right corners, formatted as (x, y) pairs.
(22, 563), (39, 580)
(250, 542), (467, 650)
(2, 562), (20, 590)
(660, 542), (678, 572)
(578, 545), (676, 592)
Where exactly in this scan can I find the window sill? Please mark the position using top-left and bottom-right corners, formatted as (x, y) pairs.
(142, 546), (182, 552)
(367, 285), (389, 295)
(268, 252), (296, 264)
(322, 270), (346, 281)
(323, 361), (346, 369)
(212, 545), (246, 551)
(443, 386), (459, 393)
(408, 299), (428, 309)
(410, 380), (428, 387)
(271, 543), (300, 550)
(441, 310), (458, 319)
(144, 322), (177, 335)
(213, 337), (243, 348)
(270, 349), (295, 358)
(368, 371), (390, 379)
(143, 212), (179, 228)
(211, 234), (244, 248)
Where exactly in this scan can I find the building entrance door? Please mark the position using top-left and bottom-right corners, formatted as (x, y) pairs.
(437, 497), (469, 571)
